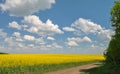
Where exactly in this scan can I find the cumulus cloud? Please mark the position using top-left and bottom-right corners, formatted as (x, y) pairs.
(90, 44), (106, 51)
(72, 18), (102, 34)
(28, 44), (35, 48)
(63, 27), (75, 32)
(67, 36), (92, 47)
(47, 37), (55, 41)
(23, 15), (63, 35)
(46, 43), (63, 49)
(70, 18), (114, 41)
(3, 31), (47, 52)
(97, 29), (113, 40)
(12, 32), (21, 38)
(35, 38), (45, 45)
(67, 36), (92, 43)
(12, 32), (23, 42)
(27, 27), (39, 33)
(83, 36), (92, 42)
(91, 44), (95, 48)
(67, 41), (78, 46)
(4, 37), (11, 44)
(0, 0), (56, 16)
(9, 15), (63, 36)
(4, 37), (18, 47)
(0, 29), (7, 37)
(9, 21), (21, 30)
(23, 15), (43, 26)
(0, 16), (112, 53)
(24, 35), (35, 41)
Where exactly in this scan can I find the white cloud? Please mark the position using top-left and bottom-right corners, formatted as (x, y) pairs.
(12, 32), (21, 38)
(23, 15), (43, 26)
(17, 43), (24, 48)
(27, 27), (39, 33)
(67, 41), (78, 47)
(47, 37), (55, 41)
(44, 19), (63, 34)
(35, 38), (45, 45)
(90, 44), (106, 51)
(9, 21), (21, 30)
(91, 44), (95, 48)
(71, 18), (114, 41)
(83, 36), (92, 42)
(67, 36), (92, 43)
(53, 43), (63, 49)
(4, 37), (17, 47)
(63, 27), (75, 32)
(16, 38), (23, 42)
(97, 29), (113, 40)
(46, 43), (63, 49)
(24, 35), (35, 41)
(0, 29), (7, 37)
(23, 15), (64, 35)
(8, 15), (63, 36)
(0, 0), (55, 16)
(0, 28), (63, 53)
(0, 16), (112, 53)
(3, 32), (47, 52)
(72, 18), (102, 34)
(12, 32), (23, 42)
(28, 44), (34, 47)
(67, 36), (92, 47)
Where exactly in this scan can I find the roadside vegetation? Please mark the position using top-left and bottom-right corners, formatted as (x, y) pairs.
(82, 63), (120, 74)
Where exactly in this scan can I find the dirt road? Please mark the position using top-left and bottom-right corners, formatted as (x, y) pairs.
(45, 62), (101, 74)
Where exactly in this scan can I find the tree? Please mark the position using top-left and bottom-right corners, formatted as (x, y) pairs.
(105, 1), (120, 64)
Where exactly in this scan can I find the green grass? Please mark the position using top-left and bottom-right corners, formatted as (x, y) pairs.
(31, 60), (101, 74)
(82, 62), (120, 74)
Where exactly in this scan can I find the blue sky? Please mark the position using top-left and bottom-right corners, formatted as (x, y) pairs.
(0, 0), (114, 53)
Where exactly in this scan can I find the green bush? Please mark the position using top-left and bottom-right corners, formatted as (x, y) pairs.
(105, 1), (120, 65)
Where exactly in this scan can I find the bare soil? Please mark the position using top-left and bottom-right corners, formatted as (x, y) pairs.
(45, 62), (101, 74)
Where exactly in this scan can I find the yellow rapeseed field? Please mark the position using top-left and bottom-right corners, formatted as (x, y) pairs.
(0, 54), (105, 74)
(0, 54), (104, 68)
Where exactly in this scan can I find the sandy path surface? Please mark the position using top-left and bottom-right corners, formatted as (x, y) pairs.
(45, 62), (101, 74)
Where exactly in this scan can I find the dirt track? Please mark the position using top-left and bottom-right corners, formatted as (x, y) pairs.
(45, 62), (101, 74)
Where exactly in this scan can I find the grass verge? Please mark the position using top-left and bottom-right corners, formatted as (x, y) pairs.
(82, 62), (120, 74)
(32, 60), (101, 74)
